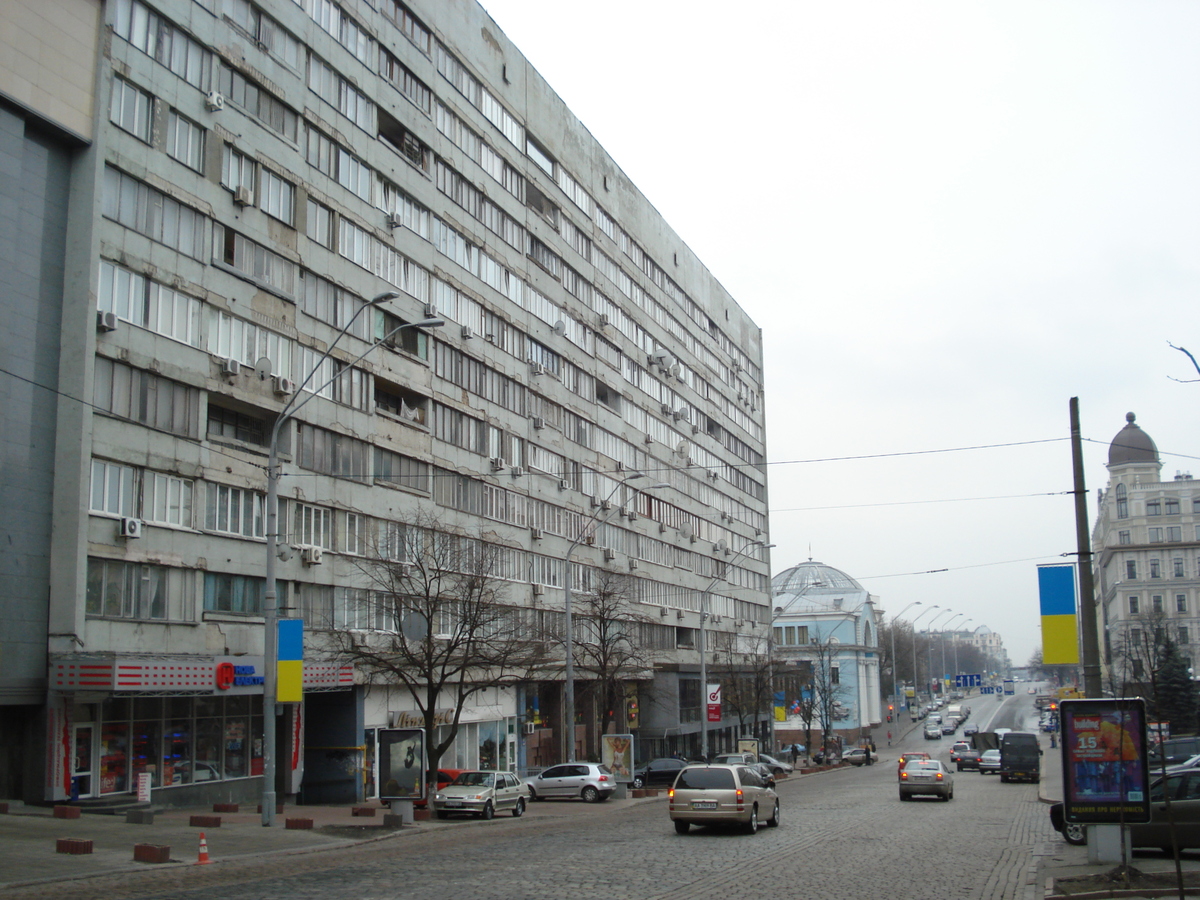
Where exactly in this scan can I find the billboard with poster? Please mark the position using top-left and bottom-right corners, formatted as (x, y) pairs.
(1061, 698), (1150, 825)
(601, 734), (633, 781)
(378, 728), (425, 802)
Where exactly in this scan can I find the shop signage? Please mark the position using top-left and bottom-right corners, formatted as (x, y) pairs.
(49, 655), (353, 695)
(390, 708), (455, 729)
(215, 662), (264, 690)
(706, 684), (722, 723)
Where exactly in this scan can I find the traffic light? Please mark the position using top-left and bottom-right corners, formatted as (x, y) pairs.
(887, 704), (894, 723)
(626, 693), (640, 729)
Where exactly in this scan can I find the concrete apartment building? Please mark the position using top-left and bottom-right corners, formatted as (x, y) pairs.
(0, 0), (769, 805)
(1092, 413), (1200, 691)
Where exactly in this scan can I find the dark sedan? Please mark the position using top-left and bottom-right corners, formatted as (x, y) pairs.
(633, 757), (687, 789)
(1050, 768), (1200, 851)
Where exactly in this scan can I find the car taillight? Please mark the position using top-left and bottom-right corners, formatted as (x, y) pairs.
(736, 788), (744, 809)
(936, 773), (943, 780)
(667, 788), (675, 799)
(599, 774), (610, 781)
(900, 772), (908, 780)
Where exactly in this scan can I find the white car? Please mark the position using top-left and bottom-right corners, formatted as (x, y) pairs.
(433, 770), (527, 819)
(524, 763), (615, 802)
(899, 760), (954, 801)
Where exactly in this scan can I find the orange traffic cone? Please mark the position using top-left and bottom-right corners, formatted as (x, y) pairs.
(195, 832), (211, 865)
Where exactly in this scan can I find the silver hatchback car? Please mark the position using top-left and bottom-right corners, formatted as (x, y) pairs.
(524, 762), (615, 802)
(668, 764), (780, 834)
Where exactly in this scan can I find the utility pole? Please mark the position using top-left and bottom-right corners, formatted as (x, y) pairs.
(1070, 397), (1103, 698)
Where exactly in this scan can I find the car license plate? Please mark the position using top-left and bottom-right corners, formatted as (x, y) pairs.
(692, 800), (718, 809)
(443, 800), (463, 807)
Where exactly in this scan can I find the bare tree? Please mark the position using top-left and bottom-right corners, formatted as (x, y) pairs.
(808, 635), (849, 758)
(571, 569), (654, 759)
(710, 630), (773, 740)
(313, 512), (549, 771)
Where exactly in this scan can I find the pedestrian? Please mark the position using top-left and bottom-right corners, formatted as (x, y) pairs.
(790, 744), (798, 765)
(864, 744), (872, 766)
(887, 730), (892, 748)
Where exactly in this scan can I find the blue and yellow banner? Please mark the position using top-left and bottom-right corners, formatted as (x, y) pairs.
(1038, 564), (1079, 665)
(277, 619), (304, 703)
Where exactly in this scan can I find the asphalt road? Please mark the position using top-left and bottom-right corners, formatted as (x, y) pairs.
(14, 696), (1054, 900)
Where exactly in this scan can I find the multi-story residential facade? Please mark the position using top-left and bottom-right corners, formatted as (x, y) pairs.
(0, 0), (769, 805)
(1093, 413), (1200, 689)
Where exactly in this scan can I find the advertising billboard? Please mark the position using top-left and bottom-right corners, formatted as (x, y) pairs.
(601, 734), (633, 781)
(378, 728), (425, 802)
(1061, 698), (1150, 824)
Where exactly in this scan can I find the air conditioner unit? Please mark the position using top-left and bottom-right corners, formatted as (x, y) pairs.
(233, 185), (254, 207)
(204, 90), (226, 111)
(523, 722), (536, 735)
(691, 423), (701, 434)
(221, 358), (242, 377)
(583, 535), (596, 546)
(557, 479), (570, 491)
(689, 533), (698, 543)
(673, 409), (689, 423)
(659, 607), (669, 617)
(628, 510), (638, 522)
(618, 506), (629, 518)
(603, 548), (617, 561)
(530, 527), (543, 540)
(386, 212), (401, 229)
(119, 517), (143, 539)
(598, 313), (610, 328)
(301, 546), (323, 565)
(707, 469), (719, 480)
(461, 325), (474, 340)
(423, 303), (437, 318)
(644, 433), (653, 444)
(731, 361), (741, 374)
(660, 403), (671, 415)
(668, 363), (682, 379)
(629, 559), (639, 571)
(677, 610), (686, 620)
(530, 362), (548, 377)
(600, 499), (612, 511)
(490, 457), (506, 472)
(510, 466), (524, 478)
(273, 376), (295, 396)
(532, 416), (546, 430)
(713, 539), (728, 554)
(590, 496), (601, 508)
(96, 310), (119, 332)
(615, 461), (626, 472)
(532, 583), (545, 596)
(658, 522), (667, 533)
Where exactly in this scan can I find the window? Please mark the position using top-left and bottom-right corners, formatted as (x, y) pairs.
(344, 513), (362, 556)
(1194, 497), (1200, 514)
(1180, 627), (1190, 646)
(209, 308), (293, 373)
(300, 271), (368, 337)
(299, 584), (334, 626)
(93, 357), (200, 438)
(1129, 596), (1140, 615)
(222, 145), (256, 193)
(259, 168), (295, 225)
(295, 423), (370, 481)
(1166, 498), (1180, 515)
(1118, 531), (1131, 545)
(1116, 484), (1128, 519)
(379, 47), (431, 113)
(111, 0), (212, 90)
(204, 484), (265, 538)
(307, 55), (373, 132)
(1175, 558), (1186, 578)
(1127, 560), (1138, 580)
(98, 260), (202, 346)
(1169, 527), (1183, 542)
(222, 0), (301, 69)
(1148, 499), (1162, 516)
(110, 76), (152, 140)
(830, 665), (840, 685)
(1153, 595), (1164, 614)
(87, 558), (194, 621)
(294, 503), (334, 550)
(144, 472), (193, 527)
(203, 572), (265, 614)
(207, 403), (266, 446)
(166, 111), (205, 171)
(103, 166), (206, 258)
(1177, 594), (1188, 614)
(1151, 559), (1162, 579)
(374, 447), (429, 491)
(382, 0), (431, 55)
(218, 65), (298, 141)
(91, 459), (137, 517)
(306, 197), (334, 249)
(1149, 527), (1163, 543)
(215, 225), (297, 296)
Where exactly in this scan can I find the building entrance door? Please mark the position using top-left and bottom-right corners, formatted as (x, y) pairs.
(72, 724), (95, 799)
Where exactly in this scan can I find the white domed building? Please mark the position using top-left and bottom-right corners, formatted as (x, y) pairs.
(770, 561), (882, 755)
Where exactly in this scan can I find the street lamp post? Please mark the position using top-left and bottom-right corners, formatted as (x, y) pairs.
(889, 601), (922, 711)
(910, 606), (939, 703)
(261, 301), (442, 826)
(924, 610), (955, 696)
(562, 475), (669, 762)
(699, 539), (772, 760)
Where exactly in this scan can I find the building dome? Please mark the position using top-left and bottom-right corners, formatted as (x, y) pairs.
(772, 560), (864, 594)
(1107, 412), (1159, 467)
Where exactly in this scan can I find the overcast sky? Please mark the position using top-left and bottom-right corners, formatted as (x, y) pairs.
(478, 0), (1200, 668)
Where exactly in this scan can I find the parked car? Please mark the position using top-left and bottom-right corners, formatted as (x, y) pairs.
(1148, 737), (1200, 769)
(1050, 768), (1200, 850)
(897, 751), (931, 776)
(978, 749), (1002, 774)
(924, 722), (942, 740)
(393, 767), (464, 809)
(668, 764), (780, 834)
(713, 752), (757, 766)
(751, 762), (777, 787)
(524, 763), (615, 802)
(843, 747), (874, 766)
(899, 759), (954, 801)
(758, 753), (794, 775)
(633, 757), (687, 789)
(432, 770), (527, 820)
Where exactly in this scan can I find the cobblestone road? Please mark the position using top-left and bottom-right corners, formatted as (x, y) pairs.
(10, 740), (1055, 900)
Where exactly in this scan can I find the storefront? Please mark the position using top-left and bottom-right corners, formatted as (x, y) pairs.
(47, 655), (352, 804)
